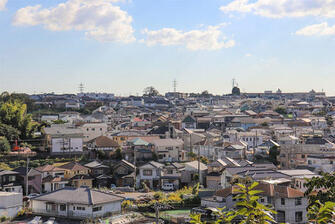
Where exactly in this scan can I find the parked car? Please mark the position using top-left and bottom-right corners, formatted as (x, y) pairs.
(28, 216), (42, 224)
(161, 183), (174, 191)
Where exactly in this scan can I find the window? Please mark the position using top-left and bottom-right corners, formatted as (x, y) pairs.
(260, 197), (265, 203)
(93, 206), (102, 212)
(166, 147), (173, 151)
(100, 128), (102, 131)
(9, 176), (16, 182)
(295, 198), (302, 206)
(143, 170), (152, 176)
(60, 204), (66, 211)
(301, 155), (305, 158)
(77, 206), (86, 211)
(167, 169), (173, 174)
(28, 176), (35, 181)
(267, 196), (272, 204)
(92, 128), (95, 131)
(281, 198), (285, 205)
(295, 211), (303, 222)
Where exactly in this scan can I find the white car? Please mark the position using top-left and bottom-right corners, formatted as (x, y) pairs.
(161, 183), (174, 191)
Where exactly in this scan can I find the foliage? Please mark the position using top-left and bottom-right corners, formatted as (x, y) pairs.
(0, 123), (20, 141)
(326, 115), (333, 127)
(121, 200), (134, 210)
(192, 182), (200, 195)
(52, 119), (67, 124)
(268, 146), (280, 166)
(200, 156), (208, 164)
(188, 152), (197, 160)
(154, 191), (165, 200)
(0, 100), (37, 139)
(143, 86), (159, 97)
(274, 107), (287, 115)
(233, 182), (276, 224)
(0, 162), (11, 170)
(113, 148), (123, 160)
(305, 172), (335, 205)
(261, 122), (268, 127)
(308, 200), (335, 224)
(189, 181), (276, 224)
(0, 137), (10, 154)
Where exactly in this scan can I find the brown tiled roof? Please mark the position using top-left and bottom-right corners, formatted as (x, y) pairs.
(36, 165), (65, 172)
(42, 175), (67, 183)
(89, 136), (119, 148)
(59, 162), (90, 172)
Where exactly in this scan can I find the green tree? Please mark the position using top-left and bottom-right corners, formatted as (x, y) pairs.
(0, 123), (20, 141)
(308, 200), (335, 224)
(0, 137), (10, 154)
(305, 172), (335, 205)
(274, 107), (287, 115)
(268, 146), (280, 166)
(192, 182), (200, 195)
(143, 86), (159, 97)
(113, 148), (123, 160)
(0, 100), (36, 139)
(233, 182), (276, 224)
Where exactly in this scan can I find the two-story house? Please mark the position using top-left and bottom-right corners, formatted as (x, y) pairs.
(112, 160), (136, 187)
(35, 165), (68, 193)
(138, 161), (164, 189)
(59, 162), (93, 188)
(13, 167), (43, 194)
(0, 170), (22, 193)
(160, 163), (184, 190)
(201, 183), (308, 224)
(84, 161), (112, 188)
(150, 139), (184, 162)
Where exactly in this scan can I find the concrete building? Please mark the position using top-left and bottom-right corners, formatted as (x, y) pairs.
(0, 192), (23, 218)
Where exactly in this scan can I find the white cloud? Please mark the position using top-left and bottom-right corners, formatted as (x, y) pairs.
(245, 53), (252, 57)
(0, 0), (7, 11)
(296, 22), (335, 36)
(13, 0), (135, 43)
(141, 24), (235, 51)
(220, 0), (335, 18)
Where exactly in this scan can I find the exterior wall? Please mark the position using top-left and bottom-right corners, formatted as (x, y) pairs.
(72, 179), (92, 188)
(274, 197), (308, 223)
(31, 200), (121, 219)
(0, 192), (23, 218)
(81, 124), (108, 142)
(206, 176), (223, 190)
(51, 138), (83, 154)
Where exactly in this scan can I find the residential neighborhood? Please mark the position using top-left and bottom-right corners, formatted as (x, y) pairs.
(1, 87), (335, 223)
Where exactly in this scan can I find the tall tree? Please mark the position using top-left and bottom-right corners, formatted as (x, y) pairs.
(305, 172), (335, 205)
(0, 100), (36, 139)
(143, 86), (159, 97)
(0, 137), (10, 153)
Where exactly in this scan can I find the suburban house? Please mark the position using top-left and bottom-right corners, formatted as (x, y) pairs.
(160, 163), (184, 190)
(150, 138), (184, 162)
(138, 161), (164, 189)
(85, 161), (112, 188)
(0, 192), (23, 218)
(112, 160), (136, 187)
(30, 187), (123, 219)
(80, 123), (108, 142)
(206, 158), (240, 190)
(0, 170), (23, 193)
(59, 162), (92, 188)
(201, 183), (308, 224)
(13, 167), (43, 194)
(182, 115), (197, 129)
(44, 125), (84, 155)
(87, 136), (119, 152)
(181, 161), (207, 186)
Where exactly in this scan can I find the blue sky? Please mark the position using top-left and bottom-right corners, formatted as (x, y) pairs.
(1, 0), (335, 95)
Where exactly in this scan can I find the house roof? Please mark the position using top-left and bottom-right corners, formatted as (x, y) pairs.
(84, 161), (109, 169)
(129, 137), (150, 146)
(59, 162), (90, 172)
(215, 183), (304, 199)
(184, 161), (207, 171)
(88, 136), (119, 148)
(150, 138), (184, 147)
(35, 165), (65, 173)
(32, 187), (123, 205)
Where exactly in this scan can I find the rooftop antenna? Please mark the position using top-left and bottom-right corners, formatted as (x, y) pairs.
(232, 78), (238, 88)
(173, 79), (177, 93)
(79, 83), (84, 93)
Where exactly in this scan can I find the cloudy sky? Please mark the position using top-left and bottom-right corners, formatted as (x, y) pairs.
(1, 0), (335, 95)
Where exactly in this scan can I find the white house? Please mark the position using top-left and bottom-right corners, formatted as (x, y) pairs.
(80, 123), (108, 142)
(138, 161), (164, 189)
(0, 192), (23, 218)
(201, 183), (308, 224)
(150, 139), (184, 162)
(30, 187), (123, 219)
(44, 125), (83, 155)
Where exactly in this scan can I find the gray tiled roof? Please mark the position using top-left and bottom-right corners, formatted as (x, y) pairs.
(32, 187), (123, 205)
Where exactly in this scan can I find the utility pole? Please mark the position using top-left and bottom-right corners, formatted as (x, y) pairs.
(133, 146), (136, 190)
(25, 157), (30, 196)
(198, 144), (200, 185)
(154, 202), (160, 224)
